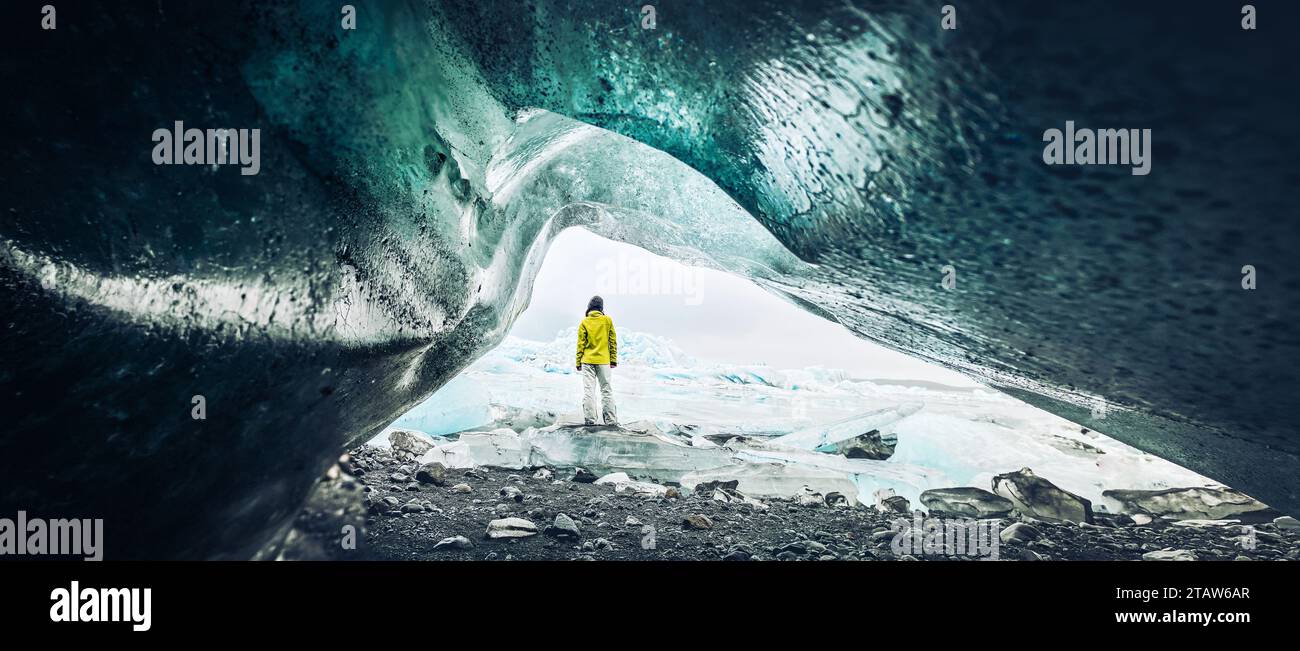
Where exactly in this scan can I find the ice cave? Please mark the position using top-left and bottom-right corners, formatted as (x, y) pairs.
(2, 0), (1297, 559)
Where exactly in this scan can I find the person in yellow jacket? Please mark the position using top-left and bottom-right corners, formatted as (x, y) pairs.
(575, 295), (618, 426)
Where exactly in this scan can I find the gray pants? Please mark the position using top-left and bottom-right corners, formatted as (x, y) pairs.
(581, 363), (617, 425)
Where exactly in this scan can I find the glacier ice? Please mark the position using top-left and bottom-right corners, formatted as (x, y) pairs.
(681, 463), (861, 507)
(529, 423), (737, 482)
(422, 429), (534, 470)
(768, 404), (921, 450)
(381, 329), (1224, 512)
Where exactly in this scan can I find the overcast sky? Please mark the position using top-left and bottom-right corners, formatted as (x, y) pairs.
(509, 228), (978, 385)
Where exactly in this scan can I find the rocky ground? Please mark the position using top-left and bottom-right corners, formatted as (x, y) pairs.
(279, 442), (1300, 562)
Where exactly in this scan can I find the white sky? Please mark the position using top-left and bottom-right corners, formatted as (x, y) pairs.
(509, 228), (979, 386)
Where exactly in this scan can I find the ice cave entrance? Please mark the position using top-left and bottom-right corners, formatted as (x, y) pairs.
(372, 228), (1219, 512)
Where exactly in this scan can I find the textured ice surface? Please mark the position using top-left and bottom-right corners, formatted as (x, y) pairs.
(528, 424), (736, 482)
(6, 1), (1297, 557)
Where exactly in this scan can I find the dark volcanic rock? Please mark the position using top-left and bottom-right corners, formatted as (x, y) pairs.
(880, 495), (911, 514)
(999, 522), (1042, 545)
(682, 514), (714, 530)
(264, 458), (367, 561)
(544, 513), (581, 540)
(346, 446), (1300, 561)
(416, 462), (449, 486)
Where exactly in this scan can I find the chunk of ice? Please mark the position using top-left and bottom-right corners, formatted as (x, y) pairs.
(680, 462), (860, 505)
(768, 403), (922, 450)
(528, 424), (737, 482)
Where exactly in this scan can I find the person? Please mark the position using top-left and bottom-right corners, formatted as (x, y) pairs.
(575, 295), (618, 426)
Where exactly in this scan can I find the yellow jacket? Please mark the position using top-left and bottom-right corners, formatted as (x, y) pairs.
(576, 310), (617, 366)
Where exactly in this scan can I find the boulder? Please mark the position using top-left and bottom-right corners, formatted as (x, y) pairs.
(499, 485), (524, 502)
(594, 471), (670, 497)
(485, 517), (538, 539)
(696, 479), (768, 510)
(1093, 513), (1137, 528)
(433, 535), (473, 551)
(388, 429), (436, 459)
(415, 462), (448, 486)
(1102, 486), (1275, 522)
(992, 468), (1093, 524)
(694, 479), (740, 493)
(1142, 549), (1198, 561)
(682, 514), (713, 530)
(920, 487), (1014, 519)
(880, 495), (911, 514)
(999, 522), (1041, 544)
(544, 513), (581, 540)
(793, 486), (831, 508)
(823, 492), (848, 508)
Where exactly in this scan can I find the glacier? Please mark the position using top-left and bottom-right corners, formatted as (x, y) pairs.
(378, 330), (1221, 512)
(1, 0), (1297, 557)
